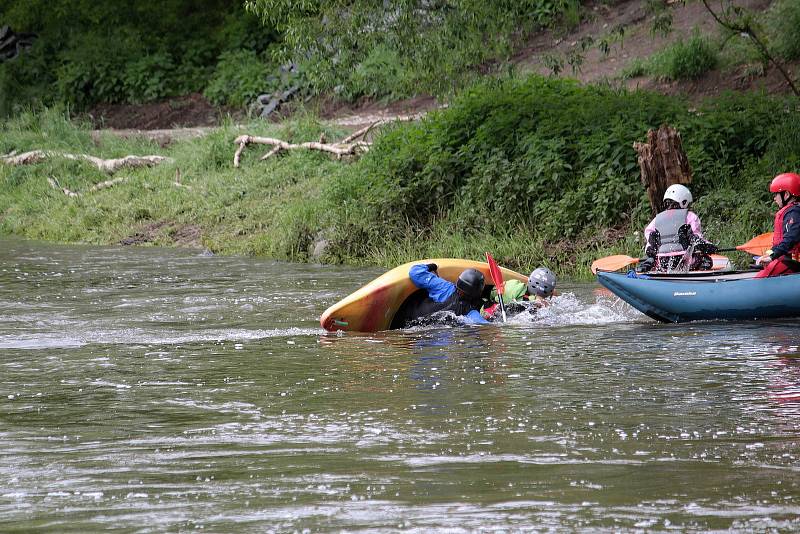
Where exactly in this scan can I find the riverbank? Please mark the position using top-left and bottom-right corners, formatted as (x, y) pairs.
(1, 76), (795, 279)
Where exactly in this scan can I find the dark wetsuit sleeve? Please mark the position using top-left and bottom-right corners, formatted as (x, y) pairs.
(772, 205), (800, 260)
(409, 264), (455, 303)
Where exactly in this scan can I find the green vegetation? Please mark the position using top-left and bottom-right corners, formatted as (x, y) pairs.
(244, 0), (582, 100)
(623, 0), (800, 87)
(2, 76), (797, 278)
(203, 50), (273, 108)
(0, 0), (276, 115)
(767, 0), (800, 61)
(622, 31), (718, 81)
(1, 1), (587, 115)
(3, 1), (800, 277)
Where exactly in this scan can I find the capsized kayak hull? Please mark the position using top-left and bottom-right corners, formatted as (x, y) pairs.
(597, 270), (800, 323)
(320, 259), (528, 332)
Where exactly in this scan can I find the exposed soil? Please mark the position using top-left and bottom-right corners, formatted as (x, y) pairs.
(514, 0), (793, 100)
(88, 93), (235, 130)
(315, 94), (441, 127)
(120, 220), (203, 248)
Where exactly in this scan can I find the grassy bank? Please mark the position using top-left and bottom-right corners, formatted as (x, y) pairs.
(1, 76), (798, 279)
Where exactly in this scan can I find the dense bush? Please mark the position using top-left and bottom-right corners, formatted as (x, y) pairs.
(647, 31), (718, 81)
(245, 0), (583, 101)
(0, 0), (277, 114)
(767, 0), (800, 61)
(341, 45), (415, 102)
(340, 78), (674, 234)
(319, 76), (796, 265)
(204, 50), (272, 108)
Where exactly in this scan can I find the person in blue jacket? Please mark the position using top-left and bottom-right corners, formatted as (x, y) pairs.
(400, 263), (490, 326)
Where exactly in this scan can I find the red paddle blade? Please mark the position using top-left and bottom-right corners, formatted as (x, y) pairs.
(736, 232), (773, 256)
(485, 252), (505, 294)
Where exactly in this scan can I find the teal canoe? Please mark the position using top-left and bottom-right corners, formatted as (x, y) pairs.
(597, 270), (800, 323)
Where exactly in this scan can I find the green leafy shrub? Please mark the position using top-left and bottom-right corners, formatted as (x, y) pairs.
(318, 75), (795, 265)
(171, 43), (218, 95)
(649, 31), (718, 80)
(342, 45), (414, 102)
(1, 0), (279, 114)
(203, 50), (272, 107)
(123, 53), (176, 103)
(767, 0), (800, 61)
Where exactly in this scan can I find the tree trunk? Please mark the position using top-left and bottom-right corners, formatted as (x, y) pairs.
(633, 125), (693, 216)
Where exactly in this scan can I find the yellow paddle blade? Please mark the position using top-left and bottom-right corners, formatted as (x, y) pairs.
(590, 254), (639, 274)
(736, 232), (773, 256)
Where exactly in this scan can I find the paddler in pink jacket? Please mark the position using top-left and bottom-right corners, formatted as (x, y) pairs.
(639, 184), (717, 272)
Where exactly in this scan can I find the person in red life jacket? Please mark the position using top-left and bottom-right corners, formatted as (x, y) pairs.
(755, 172), (800, 278)
(399, 263), (490, 326)
(638, 184), (717, 272)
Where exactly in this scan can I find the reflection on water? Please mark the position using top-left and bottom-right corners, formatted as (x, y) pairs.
(1, 238), (799, 531)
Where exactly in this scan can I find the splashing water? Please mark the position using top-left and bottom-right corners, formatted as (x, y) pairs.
(507, 291), (640, 327)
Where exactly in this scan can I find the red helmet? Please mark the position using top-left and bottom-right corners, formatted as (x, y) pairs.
(769, 173), (800, 196)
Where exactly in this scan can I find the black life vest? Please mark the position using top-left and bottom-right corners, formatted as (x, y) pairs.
(391, 289), (482, 328)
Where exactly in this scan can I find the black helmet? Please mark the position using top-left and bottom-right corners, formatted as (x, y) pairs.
(456, 268), (485, 299)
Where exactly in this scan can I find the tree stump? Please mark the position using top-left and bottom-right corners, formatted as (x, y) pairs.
(633, 125), (693, 216)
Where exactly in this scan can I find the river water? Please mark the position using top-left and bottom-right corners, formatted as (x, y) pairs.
(1, 238), (799, 532)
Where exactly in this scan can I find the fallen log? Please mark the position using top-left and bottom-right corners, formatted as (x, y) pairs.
(47, 176), (128, 197)
(233, 135), (370, 167)
(340, 113), (426, 144)
(2, 150), (172, 173)
(232, 112), (428, 167)
(47, 177), (79, 198)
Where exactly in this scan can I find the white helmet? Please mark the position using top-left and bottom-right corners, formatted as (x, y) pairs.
(663, 184), (693, 208)
(528, 267), (557, 298)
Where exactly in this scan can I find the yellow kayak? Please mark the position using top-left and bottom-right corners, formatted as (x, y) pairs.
(320, 258), (528, 332)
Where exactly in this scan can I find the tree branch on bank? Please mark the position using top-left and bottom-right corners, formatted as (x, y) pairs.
(1, 150), (173, 173)
(233, 113), (428, 167)
(339, 113), (428, 143)
(233, 135), (370, 167)
(701, 0), (799, 97)
(47, 176), (128, 197)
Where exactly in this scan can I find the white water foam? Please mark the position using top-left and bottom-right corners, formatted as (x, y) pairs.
(0, 326), (324, 350)
(396, 292), (641, 332)
(507, 292), (640, 327)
